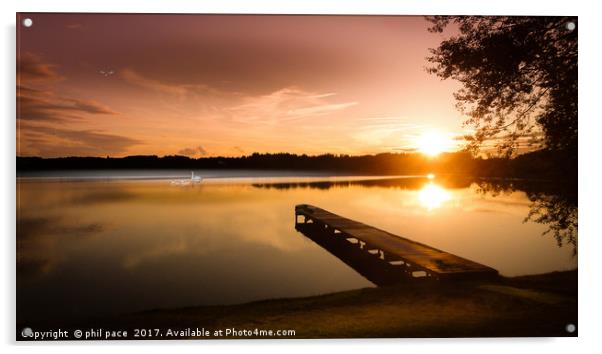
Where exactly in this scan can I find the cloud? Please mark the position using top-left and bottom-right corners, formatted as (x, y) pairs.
(285, 102), (358, 119)
(68, 98), (116, 114)
(229, 87), (357, 124)
(17, 53), (118, 123)
(17, 52), (62, 83)
(121, 69), (220, 98)
(121, 69), (188, 96)
(178, 145), (208, 157)
(19, 125), (141, 157)
(16, 53), (132, 157)
(18, 88), (117, 122)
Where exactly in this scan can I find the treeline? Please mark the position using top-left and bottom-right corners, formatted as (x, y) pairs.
(16, 150), (576, 180)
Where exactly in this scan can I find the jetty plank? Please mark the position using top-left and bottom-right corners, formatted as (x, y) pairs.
(295, 204), (498, 280)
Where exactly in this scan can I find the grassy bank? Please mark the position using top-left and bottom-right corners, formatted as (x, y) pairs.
(22, 270), (577, 339)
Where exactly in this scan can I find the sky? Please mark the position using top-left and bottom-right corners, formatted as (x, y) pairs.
(16, 13), (467, 158)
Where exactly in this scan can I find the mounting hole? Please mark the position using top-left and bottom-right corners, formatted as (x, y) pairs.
(22, 18), (33, 28)
(565, 323), (576, 333)
(566, 21), (575, 31)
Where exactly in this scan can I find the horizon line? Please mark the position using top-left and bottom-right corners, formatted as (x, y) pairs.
(17, 150), (475, 160)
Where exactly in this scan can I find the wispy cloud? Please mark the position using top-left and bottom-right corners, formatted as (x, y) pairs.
(285, 102), (358, 119)
(120, 68), (220, 98)
(17, 52), (63, 83)
(229, 87), (357, 124)
(18, 88), (117, 122)
(121, 69), (189, 96)
(16, 53), (131, 156)
(19, 124), (141, 157)
(348, 118), (468, 153)
(17, 53), (118, 122)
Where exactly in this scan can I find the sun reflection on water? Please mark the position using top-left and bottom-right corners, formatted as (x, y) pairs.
(418, 182), (451, 210)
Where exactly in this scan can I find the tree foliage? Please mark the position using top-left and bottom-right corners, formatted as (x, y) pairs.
(426, 16), (577, 156)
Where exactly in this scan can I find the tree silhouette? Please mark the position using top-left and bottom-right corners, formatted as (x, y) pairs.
(15, 150), (575, 179)
(426, 16), (577, 157)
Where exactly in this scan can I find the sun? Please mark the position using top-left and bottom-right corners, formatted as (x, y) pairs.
(416, 131), (453, 157)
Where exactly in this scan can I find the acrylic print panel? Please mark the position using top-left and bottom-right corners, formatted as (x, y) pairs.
(16, 13), (577, 340)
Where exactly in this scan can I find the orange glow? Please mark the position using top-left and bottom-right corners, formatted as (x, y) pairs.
(416, 131), (455, 157)
(418, 183), (451, 210)
(16, 14), (466, 158)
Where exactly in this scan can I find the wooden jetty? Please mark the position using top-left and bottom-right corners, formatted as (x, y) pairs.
(295, 204), (498, 281)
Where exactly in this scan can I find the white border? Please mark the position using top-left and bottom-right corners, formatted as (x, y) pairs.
(2, 0), (600, 353)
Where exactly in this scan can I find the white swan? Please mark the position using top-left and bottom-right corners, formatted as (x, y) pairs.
(170, 171), (203, 185)
(191, 171), (202, 182)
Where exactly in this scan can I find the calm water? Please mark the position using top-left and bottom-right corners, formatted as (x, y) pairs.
(17, 172), (577, 323)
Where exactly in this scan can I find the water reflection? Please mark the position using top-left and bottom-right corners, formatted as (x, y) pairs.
(526, 195), (577, 254)
(474, 179), (577, 255)
(295, 221), (410, 286)
(418, 183), (451, 210)
(16, 174), (577, 324)
(251, 176), (473, 190)
(254, 176), (577, 253)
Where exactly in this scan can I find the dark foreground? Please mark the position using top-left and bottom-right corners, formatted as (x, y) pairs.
(18, 270), (577, 340)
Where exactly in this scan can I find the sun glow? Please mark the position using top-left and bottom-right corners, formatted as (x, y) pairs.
(418, 183), (451, 210)
(416, 131), (454, 157)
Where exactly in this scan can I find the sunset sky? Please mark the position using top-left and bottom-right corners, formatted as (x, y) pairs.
(17, 13), (467, 158)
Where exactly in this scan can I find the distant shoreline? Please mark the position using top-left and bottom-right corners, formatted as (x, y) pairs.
(16, 150), (577, 181)
(16, 173), (417, 184)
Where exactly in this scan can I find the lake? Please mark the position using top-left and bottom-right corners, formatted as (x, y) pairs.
(16, 172), (577, 324)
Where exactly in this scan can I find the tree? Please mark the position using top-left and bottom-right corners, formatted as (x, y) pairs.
(426, 16), (577, 157)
